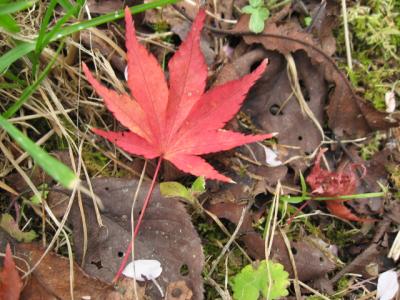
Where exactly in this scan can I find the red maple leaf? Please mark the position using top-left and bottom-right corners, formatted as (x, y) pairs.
(306, 148), (372, 222)
(83, 8), (274, 183)
(0, 244), (23, 300)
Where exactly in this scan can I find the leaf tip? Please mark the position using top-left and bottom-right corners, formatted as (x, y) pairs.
(81, 62), (93, 82)
(270, 132), (278, 137)
(67, 177), (80, 190)
(124, 6), (134, 30)
(257, 59), (268, 73)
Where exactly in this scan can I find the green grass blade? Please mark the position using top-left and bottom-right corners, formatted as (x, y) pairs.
(0, 115), (79, 189)
(56, 0), (73, 12)
(0, 14), (20, 32)
(48, 0), (178, 40)
(3, 40), (64, 119)
(32, 0), (58, 73)
(40, 4), (81, 48)
(4, 70), (26, 87)
(0, 0), (177, 74)
(0, 1), (36, 15)
(299, 171), (307, 196)
(0, 14), (19, 32)
(0, 42), (35, 74)
(76, 0), (85, 6)
(35, 0), (58, 53)
(281, 192), (385, 203)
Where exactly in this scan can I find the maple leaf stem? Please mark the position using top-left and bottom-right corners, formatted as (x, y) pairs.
(112, 157), (163, 283)
(286, 200), (311, 225)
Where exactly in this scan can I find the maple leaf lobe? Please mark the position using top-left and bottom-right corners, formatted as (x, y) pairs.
(84, 8), (274, 182)
(0, 243), (23, 300)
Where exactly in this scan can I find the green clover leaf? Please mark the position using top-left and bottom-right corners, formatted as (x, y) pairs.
(242, 1), (270, 34)
(232, 260), (289, 300)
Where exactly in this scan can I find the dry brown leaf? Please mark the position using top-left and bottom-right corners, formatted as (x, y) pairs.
(80, 30), (126, 73)
(350, 148), (391, 215)
(242, 50), (326, 168)
(15, 243), (130, 300)
(86, 0), (141, 15)
(233, 15), (397, 138)
(67, 178), (204, 300)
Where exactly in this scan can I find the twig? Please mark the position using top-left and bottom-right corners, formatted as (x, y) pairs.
(280, 229), (302, 299)
(341, 0), (353, 70)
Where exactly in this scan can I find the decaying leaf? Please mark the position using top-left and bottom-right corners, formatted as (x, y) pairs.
(331, 244), (382, 283)
(86, 0), (142, 15)
(80, 30), (126, 73)
(15, 243), (130, 300)
(67, 178), (204, 300)
(241, 50), (325, 169)
(0, 243), (23, 300)
(349, 148), (391, 215)
(234, 14), (397, 138)
(307, 148), (374, 222)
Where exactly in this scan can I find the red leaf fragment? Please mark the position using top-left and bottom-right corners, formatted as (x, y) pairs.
(306, 148), (373, 222)
(83, 8), (275, 182)
(0, 244), (23, 300)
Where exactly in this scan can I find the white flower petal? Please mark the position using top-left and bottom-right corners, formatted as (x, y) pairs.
(122, 259), (162, 281)
(263, 145), (283, 167)
(377, 270), (399, 300)
(385, 91), (396, 113)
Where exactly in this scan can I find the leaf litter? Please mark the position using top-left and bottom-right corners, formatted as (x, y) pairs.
(1, 1), (400, 299)
(67, 178), (205, 300)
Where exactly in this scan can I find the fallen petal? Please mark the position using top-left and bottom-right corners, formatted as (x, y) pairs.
(122, 259), (162, 281)
(385, 91), (396, 113)
(376, 270), (399, 300)
(262, 145), (283, 167)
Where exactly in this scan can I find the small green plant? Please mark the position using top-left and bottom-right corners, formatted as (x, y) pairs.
(29, 183), (49, 205)
(360, 132), (386, 160)
(242, 0), (270, 33)
(231, 260), (289, 300)
(0, 213), (37, 242)
(160, 176), (206, 206)
(347, 1), (400, 61)
(337, 0), (400, 109)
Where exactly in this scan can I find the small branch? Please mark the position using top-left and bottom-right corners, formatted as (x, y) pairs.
(341, 0), (353, 70)
(113, 157), (163, 283)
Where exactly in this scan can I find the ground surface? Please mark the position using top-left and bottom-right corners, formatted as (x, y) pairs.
(0, 0), (399, 299)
